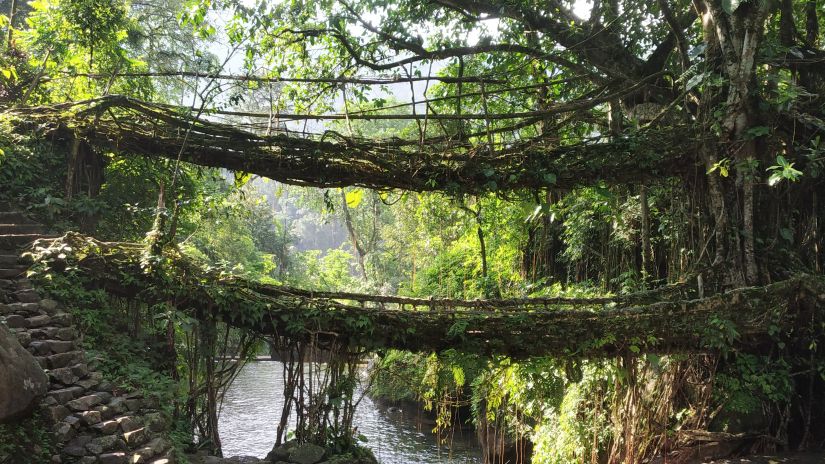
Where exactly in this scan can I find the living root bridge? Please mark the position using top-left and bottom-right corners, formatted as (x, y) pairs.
(29, 234), (825, 359)
(5, 95), (696, 193)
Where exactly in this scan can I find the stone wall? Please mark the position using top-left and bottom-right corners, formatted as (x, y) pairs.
(1, 272), (174, 463)
(1, 204), (176, 463)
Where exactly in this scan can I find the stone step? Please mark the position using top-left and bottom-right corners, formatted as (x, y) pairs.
(0, 223), (45, 234)
(116, 415), (144, 433)
(0, 233), (47, 250)
(131, 437), (169, 463)
(87, 435), (126, 456)
(122, 426), (149, 447)
(47, 350), (85, 369)
(13, 289), (41, 303)
(0, 301), (42, 316)
(47, 385), (86, 404)
(2, 313), (29, 328)
(99, 452), (127, 464)
(0, 254), (26, 265)
(0, 266), (28, 278)
(0, 211), (36, 224)
(48, 362), (89, 386)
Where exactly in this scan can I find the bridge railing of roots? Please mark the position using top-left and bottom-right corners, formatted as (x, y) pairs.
(7, 96), (825, 456)
(23, 233), (825, 453)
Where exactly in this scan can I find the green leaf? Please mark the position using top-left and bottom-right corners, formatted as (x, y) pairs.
(345, 189), (363, 208)
(779, 228), (793, 243)
(745, 126), (770, 139)
(233, 172), (251, 189)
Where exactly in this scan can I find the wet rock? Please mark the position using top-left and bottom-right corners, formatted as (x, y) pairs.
(0, 323), (48, 422)
(288, 443), (326, 464)
(201, 458), (261, 464)
(266, 441), (296, 462)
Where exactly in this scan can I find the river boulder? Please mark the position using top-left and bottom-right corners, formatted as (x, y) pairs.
(288, 443), (326, 464)
(0, 323), (49, 422)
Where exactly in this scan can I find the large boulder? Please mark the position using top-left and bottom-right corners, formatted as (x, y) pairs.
(288, 443), (326, 464)
(0, 323), (48, 422)
(265, 441), (296, 462)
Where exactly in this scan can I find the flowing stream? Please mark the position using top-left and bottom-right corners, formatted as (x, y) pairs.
(218, 361), (482, 463)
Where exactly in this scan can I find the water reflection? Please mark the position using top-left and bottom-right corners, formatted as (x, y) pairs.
(218, 362), (482, 463)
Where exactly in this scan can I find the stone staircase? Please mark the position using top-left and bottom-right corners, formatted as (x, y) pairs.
(0, 204), (175, 464)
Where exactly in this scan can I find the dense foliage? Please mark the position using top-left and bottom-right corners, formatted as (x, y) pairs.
(1, 0), (824, 462)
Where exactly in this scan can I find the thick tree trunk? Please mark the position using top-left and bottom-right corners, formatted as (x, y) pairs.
(698, 0), (770, 284)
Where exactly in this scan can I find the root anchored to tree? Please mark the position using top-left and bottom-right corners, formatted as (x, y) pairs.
(25, 233), (825, 360)
(4, 95), (695, 194)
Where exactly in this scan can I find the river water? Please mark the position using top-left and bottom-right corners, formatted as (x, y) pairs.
(218, 361), (482, 463)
